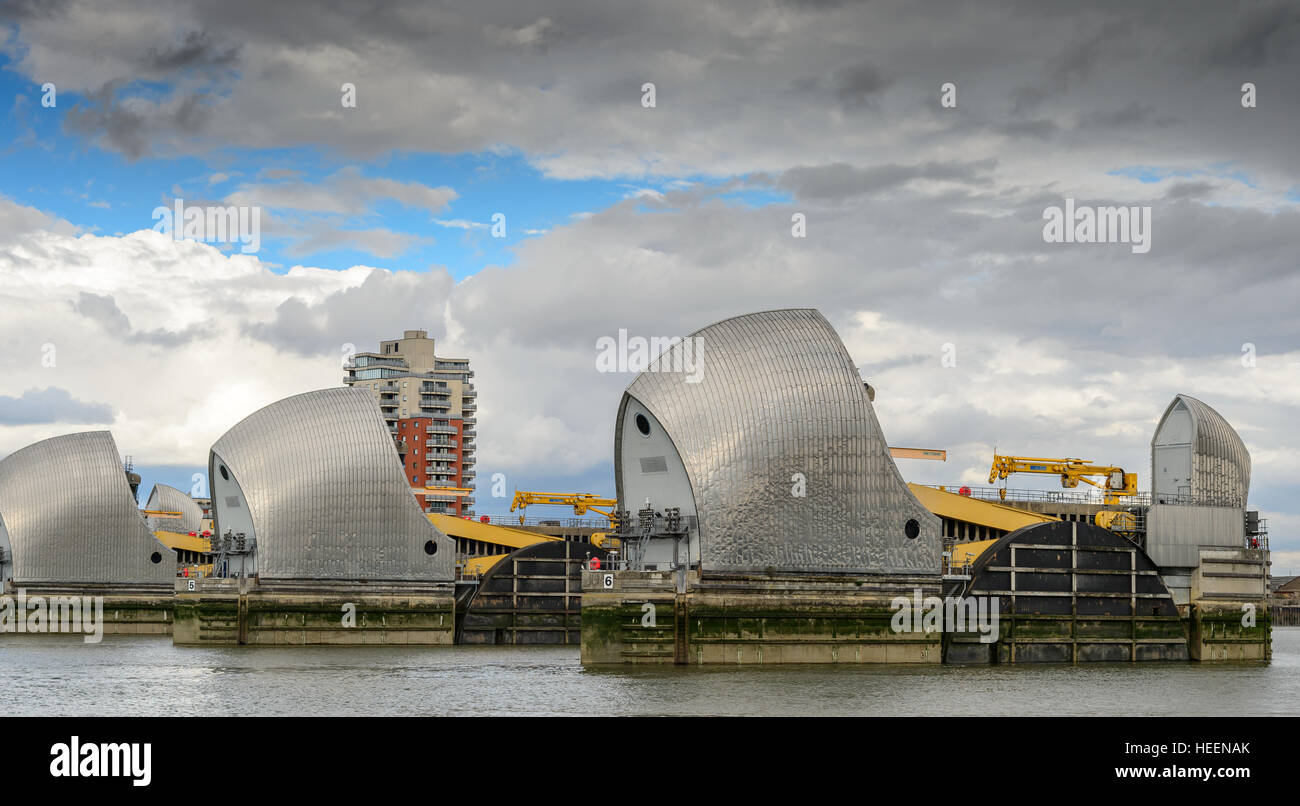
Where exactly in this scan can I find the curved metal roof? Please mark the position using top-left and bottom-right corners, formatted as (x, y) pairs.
(1152, 394), (1251, 506)
(209, 387), (454, 581)
(616, 308), (941, 575)
(144, 483), (203, 535)
(0, 431), (175, 585)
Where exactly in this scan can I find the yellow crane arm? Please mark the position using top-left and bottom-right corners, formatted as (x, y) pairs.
(509, 491), (619, 524)
(988, 454), (1137, 503)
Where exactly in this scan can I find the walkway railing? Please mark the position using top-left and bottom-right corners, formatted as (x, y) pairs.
(471, 515), (608, 529)
(922, 484), (1150, 506)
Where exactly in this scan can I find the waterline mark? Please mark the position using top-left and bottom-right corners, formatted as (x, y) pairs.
(890, 589), (1000, 643)
(0, 589), (105, 643)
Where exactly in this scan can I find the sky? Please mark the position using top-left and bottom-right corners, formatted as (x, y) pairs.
(0, 0), (1296, 571)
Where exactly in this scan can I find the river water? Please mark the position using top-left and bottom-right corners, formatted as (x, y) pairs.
(2, 628), (1297, 717)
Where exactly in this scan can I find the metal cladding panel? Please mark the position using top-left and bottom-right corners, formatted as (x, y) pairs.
(1145, 504), (1246, 570)
(1152, 394), (1250, 506)
(209, 387), (453, 581)
(0, 431), (174, 585)
(616, 309), (941, 575)
(145, 484), (203, 535)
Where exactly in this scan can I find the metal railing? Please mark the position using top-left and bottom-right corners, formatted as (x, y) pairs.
(924, 484), (1149, 506)
(345, 357), (406, 369)
(471, 515), (608, 529)
(925, 483), (1254, 511)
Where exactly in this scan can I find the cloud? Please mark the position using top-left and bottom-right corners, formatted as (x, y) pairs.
(1206, 4), (1300, 68)
(0, 0), (1293, 189)
(145, 29), (239, 72)
(225, 167), (457, 216)
(833, 59), (891, 108)
(777, 159), (996, 201)
(277, 222), (429, 259)
(485, 17), (559, 49)
(0, 226), (376, 462)
(207, 167), (456, 258)
(243, 268), (455, 357)
(72, 291), (212, 346)
(434, 219), (487, 230)
(0, 387), (113, 426)
(63, 83), (214, 161)
(0, 195), (77, 242)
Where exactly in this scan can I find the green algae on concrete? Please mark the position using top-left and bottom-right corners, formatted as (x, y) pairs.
(173, 578), (455, 646)
(580, 570), (942, 666)
(1188, 602), (1272, 661)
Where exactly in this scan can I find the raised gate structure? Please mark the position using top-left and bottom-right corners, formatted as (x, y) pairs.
(460, 541), (607, 645)
(956, 520), (1189, 663)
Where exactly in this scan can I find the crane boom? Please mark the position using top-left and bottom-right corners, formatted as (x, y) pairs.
(509, 491), (619, 524)
(988, 454), (1137, 504)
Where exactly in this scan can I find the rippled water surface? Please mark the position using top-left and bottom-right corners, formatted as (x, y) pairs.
(2, 628), (1297, 716)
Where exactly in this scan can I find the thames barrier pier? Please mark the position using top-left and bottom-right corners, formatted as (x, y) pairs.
(579, 309), (1274, 665)
(0, 432), (177, 635)
(173, 388), (456, 645)
(581, 309), (945, 665)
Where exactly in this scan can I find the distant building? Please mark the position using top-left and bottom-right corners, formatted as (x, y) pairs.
(1271, 575), (1299, 600)
(343, 329), (477, 516)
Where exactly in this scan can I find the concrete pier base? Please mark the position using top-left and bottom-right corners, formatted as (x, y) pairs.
(0, 583), (172, 636)
(173, 578), (455, 646)
(580, 570), (942, 665)
(1186, 602), (1272, 661)
(1185, 548), (1271, 662)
